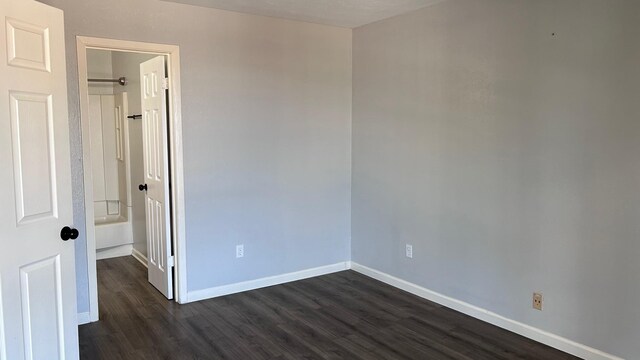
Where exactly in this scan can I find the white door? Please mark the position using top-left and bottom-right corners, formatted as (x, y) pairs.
(140, 56), (174, 299)
(0, 1), (79, 360)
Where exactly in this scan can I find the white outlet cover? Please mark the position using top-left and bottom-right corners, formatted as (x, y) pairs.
(236, 244), (244, 258)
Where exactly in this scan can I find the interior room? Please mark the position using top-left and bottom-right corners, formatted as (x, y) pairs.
(0, 0), (638, 359)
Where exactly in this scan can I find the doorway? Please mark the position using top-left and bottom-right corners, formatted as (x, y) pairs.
(86, 49), (154, 265)
(76, 37), (187, 323)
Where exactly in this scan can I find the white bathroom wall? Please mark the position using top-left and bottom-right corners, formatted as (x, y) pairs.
(88, 94), (121, 219)
(87, 49), (123, 219)
(86, 49), (114, 95)
(100, 95), (119, 216)
(88, 95), (105, 206)
(112, 52), (156, 258)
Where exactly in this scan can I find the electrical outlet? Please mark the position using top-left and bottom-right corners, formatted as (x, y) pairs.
(236, 244), (244, 258)
(405, 244), (413, 258)
(533, 292), (543, 311)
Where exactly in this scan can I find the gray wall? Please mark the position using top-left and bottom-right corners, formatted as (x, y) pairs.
(352, 0), (640, 358)
(39, 0), (352, 312)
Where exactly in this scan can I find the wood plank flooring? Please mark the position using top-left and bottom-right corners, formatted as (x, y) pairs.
(79, 257), (580, 359)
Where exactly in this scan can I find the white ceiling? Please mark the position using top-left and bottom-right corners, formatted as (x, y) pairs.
(160, 0), (445, 28)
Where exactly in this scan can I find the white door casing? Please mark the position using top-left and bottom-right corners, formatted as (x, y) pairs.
(0, 1), (79, 359)
(140, 56), (174, 299)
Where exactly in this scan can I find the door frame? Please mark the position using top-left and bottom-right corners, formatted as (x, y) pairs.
(76, 36), (188, 322)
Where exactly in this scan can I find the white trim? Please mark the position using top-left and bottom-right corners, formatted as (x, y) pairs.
(76, 36), (188, 322)
(131, 248), (148, 268)
(77, 312), (91, 325)
(96, 244), (133, 260)
(349, 262), (623, 360)
(186, 262), (350, 303)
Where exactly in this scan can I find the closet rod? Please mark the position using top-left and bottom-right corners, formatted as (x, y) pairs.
(88, 76), (127, 86)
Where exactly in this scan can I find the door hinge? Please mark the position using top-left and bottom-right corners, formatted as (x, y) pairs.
(168, 255), (175, 267)
(162, 77), (169, 90)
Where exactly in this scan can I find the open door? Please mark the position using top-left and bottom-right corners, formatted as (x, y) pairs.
(0, 0), (79, 359)
(140, 56), (174, 299)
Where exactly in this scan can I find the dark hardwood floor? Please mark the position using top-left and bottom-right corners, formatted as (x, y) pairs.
(80, 257), (580, 359)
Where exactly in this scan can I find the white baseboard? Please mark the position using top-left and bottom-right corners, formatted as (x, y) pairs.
(131, 248), (148, 268)
(349, 262), (622, 360)
(96, 244), (133, 260)
(77, 312), (91, 325)
(186, 262), (350, 303)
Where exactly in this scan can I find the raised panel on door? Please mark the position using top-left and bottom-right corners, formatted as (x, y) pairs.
(144, 198), (165, 272)
(143, 109), (153, 180)
(145, 197), (156, 267)
(5, 17), (50, 72)
(9, 92), (57, 225)
(154, 200), (165, 272)
(153, 109), (162, 182)
(20, 256), (64, 360)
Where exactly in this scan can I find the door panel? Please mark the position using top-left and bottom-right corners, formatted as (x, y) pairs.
(140, 56), (173, 299)
(9, 92), (57, 224)
(20, 256), (64, 360)
(5, 18), (51, 72)
(0, 1), (78, 359)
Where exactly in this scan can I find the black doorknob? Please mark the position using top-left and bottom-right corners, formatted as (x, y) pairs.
(60, 226), (79, 241)
(139, 184), (148, 191)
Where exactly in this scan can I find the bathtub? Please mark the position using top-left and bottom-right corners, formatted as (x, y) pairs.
(95, 214), (133, 250)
